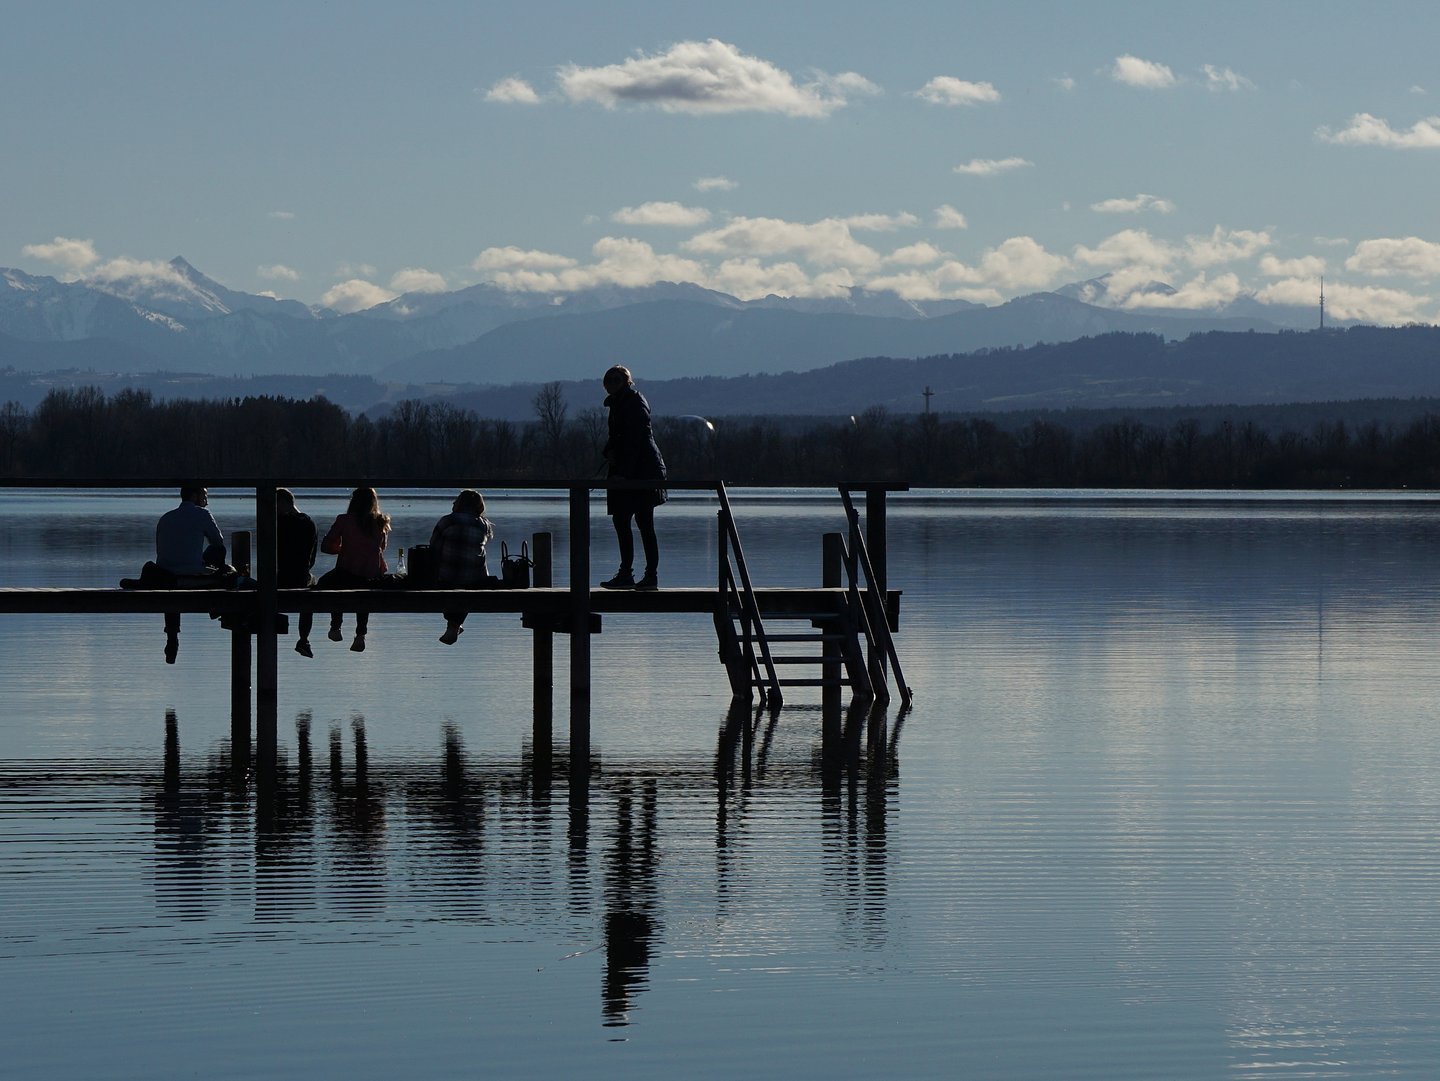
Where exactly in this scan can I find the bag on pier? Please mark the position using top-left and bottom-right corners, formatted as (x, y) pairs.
(501, 541), (532, 589)
(406, 544), (436, 588)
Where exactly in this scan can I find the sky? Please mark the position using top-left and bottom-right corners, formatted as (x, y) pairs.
(4, 0), (1439, 323)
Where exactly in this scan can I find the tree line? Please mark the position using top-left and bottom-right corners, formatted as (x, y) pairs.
(6, 384), (1440, 489)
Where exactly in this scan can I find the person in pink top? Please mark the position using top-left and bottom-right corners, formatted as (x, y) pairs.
(317, 486), (391, 652)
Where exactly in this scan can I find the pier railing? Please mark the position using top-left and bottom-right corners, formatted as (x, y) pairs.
(716, 482), (783, 706)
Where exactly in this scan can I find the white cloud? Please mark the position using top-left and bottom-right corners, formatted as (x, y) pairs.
(1110, 55), (1176, 89)
(321, 279), (398, 313)
(1317, 112), (1440, 148)
(258, 264), (301, 281)
(335, 262), (378, 279)
(863, 268), (1001, 304)
(483, 236), (706, 293)
(976, 236), (1071, 290)
(558, 39), (877, 117)
(934, 204), (968, 229)
(1256, 278), (1433, 323)
(85, 257), (189, 289)
(267, 210), (296, 220)
(1345, 236), (1440, 279)
(884, 242), (946, 266)
(389, 267), (448, 294)
(21, 236), (100, 273)
(1202, 64), (1255, 92)
(914, 77), (1000, 107)
(1185, 226), (1271, 267)
(485, 76), (541, 104)
(841, 212), (919, 231)
(865, 236), (1069, 301)
(1074, 229), (1178, 271)
(706, 258), (854, 300)
(1054, 75), (1077, 93)
(694, 176), (737, 192)
(1411, 85), (1427, 96)
(953, 156), (1033, 176)
(473, 247), (579, 272)
(1259, 254), (1325, 278)
(1090, 193), (1176, 215)
(1121, 272), (1244, 310)
(611, 201), (712, 227)
(1314, 236), (1351, 247)
(683, 215), (883, 269)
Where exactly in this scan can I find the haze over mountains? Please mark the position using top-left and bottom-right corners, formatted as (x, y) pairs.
(1, 256), (1335, 390)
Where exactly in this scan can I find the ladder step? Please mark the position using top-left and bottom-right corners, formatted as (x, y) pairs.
(761, 632), (845, 642)
(771, 656), (830, 664)
(753, 677), (850, 687)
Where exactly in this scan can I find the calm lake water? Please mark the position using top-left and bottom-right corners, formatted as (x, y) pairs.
(5, 488), (1440, 1080)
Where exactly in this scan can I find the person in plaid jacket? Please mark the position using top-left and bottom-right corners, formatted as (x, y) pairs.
(430, 489), (495, 645)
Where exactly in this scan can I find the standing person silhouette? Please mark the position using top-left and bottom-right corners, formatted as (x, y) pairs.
(599, 365), (667, 591)
(317, 486), (390, 652)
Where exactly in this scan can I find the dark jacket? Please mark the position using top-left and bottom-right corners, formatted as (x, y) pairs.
(277, 509), (318, 588)
(604, 385), (667, 515)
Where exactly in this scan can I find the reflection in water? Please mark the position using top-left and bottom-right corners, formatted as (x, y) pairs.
(143, 700), (897, 1027)
(601, 779), (660, 1028)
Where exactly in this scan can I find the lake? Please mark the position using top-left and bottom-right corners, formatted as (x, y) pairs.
(4, 487), (1440, 1080)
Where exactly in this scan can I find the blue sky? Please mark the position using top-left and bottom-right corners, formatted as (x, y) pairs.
(4, 1), (1439, 322)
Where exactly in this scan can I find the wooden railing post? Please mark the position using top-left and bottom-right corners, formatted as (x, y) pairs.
(255, 484), (279, 763)
(822, 532), (845, 721)
(230, 530), (252, 762)
(531, 530), (553, 773)
(569, 486), (591, 769)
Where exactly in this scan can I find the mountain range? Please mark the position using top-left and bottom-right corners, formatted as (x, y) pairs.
(1, 257), (1334, 386)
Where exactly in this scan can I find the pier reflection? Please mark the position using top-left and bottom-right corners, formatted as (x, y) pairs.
(148, 699), (900, 1026)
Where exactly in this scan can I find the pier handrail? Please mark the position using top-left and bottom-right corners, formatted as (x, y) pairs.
(839, 487), (912, 706)
(716, 482), (783, 706)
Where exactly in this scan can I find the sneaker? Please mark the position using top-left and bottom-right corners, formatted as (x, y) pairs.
(295, 639), (314, 658)
(164, 637), (179, 665)
(439, 624), (463, 646)
(350, 634), (366, 653)
(328, 626), (344, 642)
(601, 569), (635, 590)
(635, 571), (659, 592)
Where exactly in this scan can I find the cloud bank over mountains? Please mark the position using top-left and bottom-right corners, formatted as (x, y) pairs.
(21, 216), (1439, 324)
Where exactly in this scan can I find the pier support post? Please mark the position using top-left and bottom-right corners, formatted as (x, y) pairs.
(864, 486), (889, 677)
(569, 487), (591, 769)
(532, 530), (554, 782)
(255, 484), (279, 763)
(822, 532), (845, 736)
(230, 530), (252, 762)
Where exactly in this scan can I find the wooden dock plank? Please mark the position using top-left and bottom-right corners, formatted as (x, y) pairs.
(0, 586), (896, 618)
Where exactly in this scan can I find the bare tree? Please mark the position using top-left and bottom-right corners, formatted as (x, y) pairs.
(533, 382), (569, 474)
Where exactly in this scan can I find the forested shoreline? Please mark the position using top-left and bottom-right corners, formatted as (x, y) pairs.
(6, 385), (1440, 489)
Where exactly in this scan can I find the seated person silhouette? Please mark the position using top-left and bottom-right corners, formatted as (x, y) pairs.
(276, 488), (319, 657)
(429, 489), (494, 645)
(154, 485), (228, 664)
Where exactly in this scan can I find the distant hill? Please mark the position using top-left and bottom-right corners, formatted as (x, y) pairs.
(384, 292), (1285, 384)
(6, 325), (1440, 423)
(408, 326), (1440, 421)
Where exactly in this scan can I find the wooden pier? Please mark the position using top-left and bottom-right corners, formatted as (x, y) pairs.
(0, 479), (907, 766)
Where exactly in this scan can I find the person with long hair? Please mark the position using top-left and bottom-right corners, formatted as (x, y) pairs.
(317, 486), (391, 652)
(599, 365), (667, 591)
